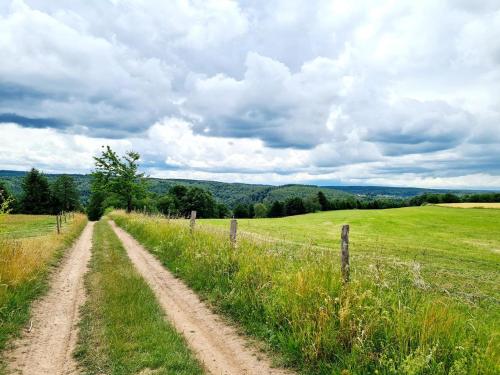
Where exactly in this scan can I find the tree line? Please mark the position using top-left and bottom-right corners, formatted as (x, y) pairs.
(1, 147), (499, 219)
(0, 169), (80, 214)
(228, 190), (500, 218)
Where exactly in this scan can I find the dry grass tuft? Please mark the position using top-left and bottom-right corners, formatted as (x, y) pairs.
(437, 202), (500, 209)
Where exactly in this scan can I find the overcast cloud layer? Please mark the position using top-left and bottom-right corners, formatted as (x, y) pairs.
(1, 0), (499, 188)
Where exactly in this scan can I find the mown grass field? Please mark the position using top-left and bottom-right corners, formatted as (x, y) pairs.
(75, 219), (203, 375)
(0, 213), (87, 370)
(0, 214), (57, 239)
(437, 203), (500, 209)
(112, 207), (499, 374)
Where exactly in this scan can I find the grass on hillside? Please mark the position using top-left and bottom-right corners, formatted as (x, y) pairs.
(111, 209), (499, 374)
(75, 219), (203, 375)
(204, 206), (500, 304)
(0, 213), (87, 369)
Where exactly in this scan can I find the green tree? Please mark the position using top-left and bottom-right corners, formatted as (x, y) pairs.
(268, 201), (285, 218)
(0, 181), (14, 212)
(317, 191), (330, 211)
(248, 203), (255, 218)
(441, 193), (460, 203)
(183, 187), (216, 218)
(285, 197), (306, 216)
(157, 194), (176, 215)
(159, 185), (219, 218)
(51, 175), (80, 213)
(215, 203), (230, 218)
(134, 194), (158, 213)
(304, 195), (321, 213)
(254, 203), (268, 218)
(0, 180), (14, 214)
(233, 204), (249, 218)
(92, 146), (146, 213)
(20, 168), (52, 214)
(169, 185), (188, 214)
(87, 189), (105, 221)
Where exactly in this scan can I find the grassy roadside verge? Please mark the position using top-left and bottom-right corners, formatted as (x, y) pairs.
(111, 211), (499, 374)
(75, 219), (203, 375)
(0, 213), (88, 371)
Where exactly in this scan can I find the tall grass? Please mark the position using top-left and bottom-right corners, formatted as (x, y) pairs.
(0, 213), (87, 364)
(111, 211), (499, 374)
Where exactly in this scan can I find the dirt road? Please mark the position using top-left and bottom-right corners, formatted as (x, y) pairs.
(6, 222), (94, 375)
(110, 221), (293, 375)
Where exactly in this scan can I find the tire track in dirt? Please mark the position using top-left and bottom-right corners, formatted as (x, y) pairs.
(110, 220), (294, 375)
(6, 222), (94, 375)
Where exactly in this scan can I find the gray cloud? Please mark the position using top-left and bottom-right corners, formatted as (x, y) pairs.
(0, 113), (69, 129)
(0, 0), (499, 187)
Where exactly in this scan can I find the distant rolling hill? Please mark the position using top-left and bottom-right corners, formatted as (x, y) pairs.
(2, 170), (493, 208)
(328, 185), (494, 198)
(0, 171), (349, 208)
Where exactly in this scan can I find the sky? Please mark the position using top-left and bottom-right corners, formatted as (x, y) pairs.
(0, 0), (499, 189)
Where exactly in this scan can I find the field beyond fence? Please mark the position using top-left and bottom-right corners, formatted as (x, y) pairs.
(111, 208), (499, 374)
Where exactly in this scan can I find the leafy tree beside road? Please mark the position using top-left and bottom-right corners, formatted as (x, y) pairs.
(90, 146), (146, 219)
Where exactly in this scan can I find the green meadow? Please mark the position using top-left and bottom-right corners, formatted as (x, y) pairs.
(112, 206), (499, 374)
(0, 214), (58, 239)
(203, 206), (500, 304)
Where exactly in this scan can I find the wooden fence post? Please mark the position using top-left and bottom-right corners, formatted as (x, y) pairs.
(190, 210), (197, 233)
(341, 224), (350, 283)
(56, 215), (60, 234)
(229, 218), (238, 247)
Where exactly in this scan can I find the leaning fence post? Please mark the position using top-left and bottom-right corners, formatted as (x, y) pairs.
(190, 210), (197, 233)
(341, 224), (350, 283)
(229, 218), (238, 247)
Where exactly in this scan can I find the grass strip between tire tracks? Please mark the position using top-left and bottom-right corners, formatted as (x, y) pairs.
(75, 219), (203, 375)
